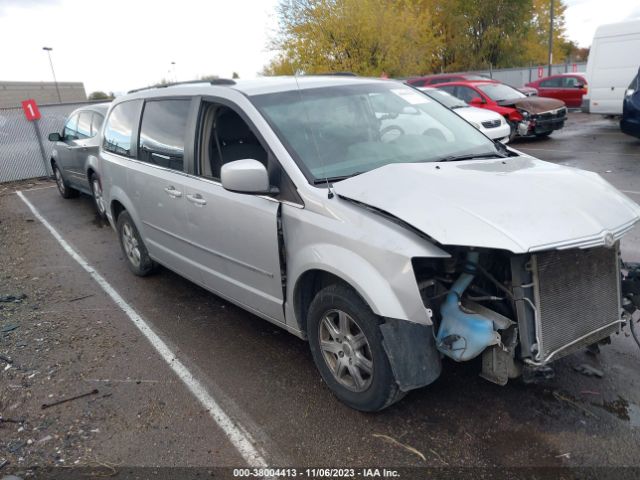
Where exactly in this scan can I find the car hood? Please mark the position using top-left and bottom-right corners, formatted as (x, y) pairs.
(333, 156), (640, 253)
(456, 106), (503, 123)
(497, 96), (565, 112)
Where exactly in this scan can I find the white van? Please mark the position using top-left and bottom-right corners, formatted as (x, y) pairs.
(582, 19), (640, 115)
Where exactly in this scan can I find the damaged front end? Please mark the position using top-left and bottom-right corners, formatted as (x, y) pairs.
(413, 243), (623, 386)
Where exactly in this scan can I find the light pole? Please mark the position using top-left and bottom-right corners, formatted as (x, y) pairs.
(42, 47), (62, 103)
(171, 61), (177, 82)
(547, 0), (555, 76)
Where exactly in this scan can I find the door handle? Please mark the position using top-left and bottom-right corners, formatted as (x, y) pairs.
(164, 186), (182, 198)
(186, 193), (207, 206)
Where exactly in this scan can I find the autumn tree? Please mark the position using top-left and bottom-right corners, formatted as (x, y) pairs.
(264, 0), (441, 77)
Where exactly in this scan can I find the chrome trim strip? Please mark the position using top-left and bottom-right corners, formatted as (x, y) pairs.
(525, 319), (624, 366)
(142, 221), (274, 278)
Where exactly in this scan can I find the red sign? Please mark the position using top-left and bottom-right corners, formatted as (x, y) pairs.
(572, 63), (578, 72)
(21, 99), (41, 121)
(537, 66), (544, 78)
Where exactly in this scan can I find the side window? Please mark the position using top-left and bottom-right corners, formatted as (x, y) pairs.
(139, 99), (191, 171)
(63, 114), (79, 140)
(438, 85), (456, 96)
(103, 101), (141, 157)
(563, 77), (579, 88)
(76, 112), (91, 139)
(540, 77), (562, 88)
(456, 86), (479, 103)
(91, 114), (104, 137)
(199, 103), (268, 180)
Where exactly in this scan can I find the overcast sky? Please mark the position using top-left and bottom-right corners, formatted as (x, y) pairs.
(0, 0), (638, 95)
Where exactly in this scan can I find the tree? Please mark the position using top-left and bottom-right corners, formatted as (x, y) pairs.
(264, 0), (441, 77)
(88, 91), (112, 100)
(522, 0), (571, 65)
(232, 71), (240, 79)
(199, 74), (219, 81)
(430, 0), (533, 72)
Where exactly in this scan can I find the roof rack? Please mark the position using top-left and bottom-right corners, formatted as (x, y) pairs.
(127, 78), (236, 94)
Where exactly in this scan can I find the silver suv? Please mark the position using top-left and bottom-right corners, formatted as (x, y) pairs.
(99, 76), (640, 411)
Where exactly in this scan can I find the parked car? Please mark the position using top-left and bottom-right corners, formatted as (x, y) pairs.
(621, 68), (640, 139)
(408, 74), (538, 96)
(582, 19), (640, 115)
(434, 80), (567, 138)
(99, 76), (639, 411)
(417, 87), (511, 142)
(526, 73), (587, 108)
(48, 103), (110, 217)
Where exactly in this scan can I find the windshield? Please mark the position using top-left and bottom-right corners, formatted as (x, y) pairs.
(476, 83), (526, 102)
(418, 88), (468, 109)
(251, 82), (500, 182)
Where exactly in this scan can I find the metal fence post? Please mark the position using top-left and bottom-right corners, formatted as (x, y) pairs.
(32, 119), (51, 176)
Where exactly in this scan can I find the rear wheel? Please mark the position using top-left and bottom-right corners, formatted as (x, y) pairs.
(116, 211), (156, 276)
(53, 162), (79, 199)
(307, 283), (403, 412)
(90, 173), (107, 219)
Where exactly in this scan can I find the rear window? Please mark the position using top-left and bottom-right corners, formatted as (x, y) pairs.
(138, 99), (191, 171)
(103, 101), (141, 157)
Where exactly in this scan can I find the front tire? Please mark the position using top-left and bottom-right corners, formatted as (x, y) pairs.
(116, 211), (156, 276)
(307, 284), (403, 412)
(53, 162), (79, 199)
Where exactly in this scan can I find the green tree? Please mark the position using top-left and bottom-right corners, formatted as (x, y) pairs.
(232, 71), (240, 79)
(88, 91), (112, 100)
(522, 0), (571, 64)
(264, 0), (441, 77)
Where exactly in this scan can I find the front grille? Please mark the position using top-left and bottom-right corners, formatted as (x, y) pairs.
(531, 246), (621, 363)
(535, 107), (568, 121)
(481, 119), (501, 129)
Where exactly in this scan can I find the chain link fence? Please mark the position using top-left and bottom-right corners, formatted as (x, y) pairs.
(465, 62), (588, 87)
(0, 101), (108, 183)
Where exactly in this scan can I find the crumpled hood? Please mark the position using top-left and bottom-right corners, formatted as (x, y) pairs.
(498, 96), (565, 113)
(333, 157), (640, 253)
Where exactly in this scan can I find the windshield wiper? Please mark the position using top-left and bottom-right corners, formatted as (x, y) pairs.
(437, 152), (506, 162)
(450, 105), (466, 110)
(312, 172), (364, 185)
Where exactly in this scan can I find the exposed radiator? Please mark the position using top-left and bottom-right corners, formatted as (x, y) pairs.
(531, 246), (621, 363)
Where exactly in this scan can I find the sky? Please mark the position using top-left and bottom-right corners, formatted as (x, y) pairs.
(0, 0), (638, 95)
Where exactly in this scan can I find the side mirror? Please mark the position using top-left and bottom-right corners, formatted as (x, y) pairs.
(470, 97), (484, 105)
(221, 159), (273, 194)
(48, 132), (62, 142)
(575, 84), (584, 89)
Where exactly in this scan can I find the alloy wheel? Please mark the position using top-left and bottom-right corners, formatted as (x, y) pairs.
(122, 222), (141, 268)
(318, 309), (374, 392)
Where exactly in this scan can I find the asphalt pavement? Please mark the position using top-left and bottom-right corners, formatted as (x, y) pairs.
(1, 112), (639, 479)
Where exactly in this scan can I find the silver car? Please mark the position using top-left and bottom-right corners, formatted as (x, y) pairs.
(48, 103), (110, 217)
(99, 77), (640, 411)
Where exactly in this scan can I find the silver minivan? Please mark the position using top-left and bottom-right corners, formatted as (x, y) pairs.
(99, 76), (640, 411)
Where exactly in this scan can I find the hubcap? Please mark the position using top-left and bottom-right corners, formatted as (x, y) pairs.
(318, 309), (373, 392)
(92, 179), (105, 214)
(122, 222), (141, 267)
(54, 167), (65, 193)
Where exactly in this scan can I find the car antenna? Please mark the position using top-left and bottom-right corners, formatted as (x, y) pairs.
(292, 70), (334, 199)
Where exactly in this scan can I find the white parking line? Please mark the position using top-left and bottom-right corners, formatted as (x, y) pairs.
(16, 190), (269, 468)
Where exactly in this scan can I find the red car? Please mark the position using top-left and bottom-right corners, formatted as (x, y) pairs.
(525, 73), (587, 108)
(433, 80), (567, 138)
(408, 73), (538, 96)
